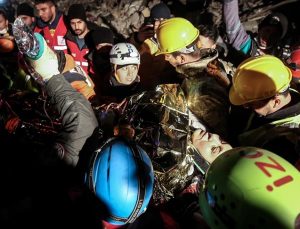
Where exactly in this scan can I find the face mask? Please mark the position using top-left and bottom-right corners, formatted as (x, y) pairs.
(0, 27), (8, 35)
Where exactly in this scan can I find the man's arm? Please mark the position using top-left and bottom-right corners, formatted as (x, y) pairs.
(46, 74), (98, 167)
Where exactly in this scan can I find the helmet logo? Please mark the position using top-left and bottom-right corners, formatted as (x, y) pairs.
(110, 45), (139, 60)
(241, 150), (294, 192)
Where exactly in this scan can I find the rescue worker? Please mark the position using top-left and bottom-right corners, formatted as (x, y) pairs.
(223, 0), (291, 62)
(86, 137), (154, 227)
(94, 42), (141, 104)
(16, 2), (36, 29)
(34, 0), (68, 53)
(128, 2), (181, 91)
(229, 55), (300, 167)
(156, 17), (234, 139)
(66, 3), (99, 76)
(14, 16), (96, 101)
(199, 146), (300, 228)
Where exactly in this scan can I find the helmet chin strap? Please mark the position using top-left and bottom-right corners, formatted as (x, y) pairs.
(113, 65), (123, 84)
(179, 43), (198, 54)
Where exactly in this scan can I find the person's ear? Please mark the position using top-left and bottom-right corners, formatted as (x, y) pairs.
(178, 54), (186, 64)
(273, 96), (281, 108)
(50, 4), (56, 14)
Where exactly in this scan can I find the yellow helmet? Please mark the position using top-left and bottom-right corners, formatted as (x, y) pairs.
(229, 55), (292, 105)
(155, 17), (199, 55)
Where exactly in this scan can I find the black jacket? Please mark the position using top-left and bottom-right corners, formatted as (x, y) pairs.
(46, 74), (98, 166)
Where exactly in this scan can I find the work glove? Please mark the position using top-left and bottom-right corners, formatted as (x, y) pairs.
(26, 33), (60, 82)
(13, 17), (59, 82)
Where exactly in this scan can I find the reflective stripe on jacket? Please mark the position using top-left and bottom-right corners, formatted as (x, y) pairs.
(66, 39), (90, 74)
(239, 113), (300, 147)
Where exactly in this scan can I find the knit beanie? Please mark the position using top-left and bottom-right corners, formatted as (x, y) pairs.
(68, 4), (86, 22)
(17, 3), (35, 17)
(150, 2), (171, 20)
(91, 27), (114, 46)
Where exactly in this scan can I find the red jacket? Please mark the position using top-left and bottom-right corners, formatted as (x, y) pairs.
(66, 38), (90, 75)
(34, 14), (68, 53)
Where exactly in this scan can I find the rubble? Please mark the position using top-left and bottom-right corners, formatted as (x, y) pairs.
(5, 0), (300, 39)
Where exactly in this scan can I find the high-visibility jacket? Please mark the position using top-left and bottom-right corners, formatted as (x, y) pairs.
(34, 14), (67, 53)
(239, 113), (300, 147)
(66, 38), (90, 75)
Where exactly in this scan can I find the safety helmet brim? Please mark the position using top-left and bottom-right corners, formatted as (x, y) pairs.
(229, 84), (248, 106)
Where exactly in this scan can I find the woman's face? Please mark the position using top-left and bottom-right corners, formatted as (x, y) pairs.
(114, 64), (139, 85)
(192, 129), (232, 163)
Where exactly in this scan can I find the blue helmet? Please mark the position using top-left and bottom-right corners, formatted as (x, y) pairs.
(86, 137), (154, 225)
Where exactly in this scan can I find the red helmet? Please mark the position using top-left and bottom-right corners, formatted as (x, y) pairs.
(288, 48), (300, 78)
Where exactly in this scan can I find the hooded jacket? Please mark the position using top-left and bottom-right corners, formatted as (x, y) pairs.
(65, 22), (99, 75)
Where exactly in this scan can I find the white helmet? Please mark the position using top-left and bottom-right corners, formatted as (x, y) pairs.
(109, 42), (140, 65)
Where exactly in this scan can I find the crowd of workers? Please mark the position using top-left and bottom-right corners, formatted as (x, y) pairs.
(1, 0), (300, 228)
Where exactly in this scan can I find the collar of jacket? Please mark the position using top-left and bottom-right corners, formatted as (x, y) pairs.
(260, 89), (300, 121)
(175, 48), (218, 78)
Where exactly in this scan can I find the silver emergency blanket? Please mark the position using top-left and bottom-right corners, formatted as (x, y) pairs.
(12, 17), (45, 87)
(12, 17), (39, 58)
(122, 84), (196, 204)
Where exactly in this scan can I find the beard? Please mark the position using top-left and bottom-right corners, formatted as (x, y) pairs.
(74, 29), (84, 36)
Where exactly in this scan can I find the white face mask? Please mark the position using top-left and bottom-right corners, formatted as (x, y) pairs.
(0, 27), (8, 35)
